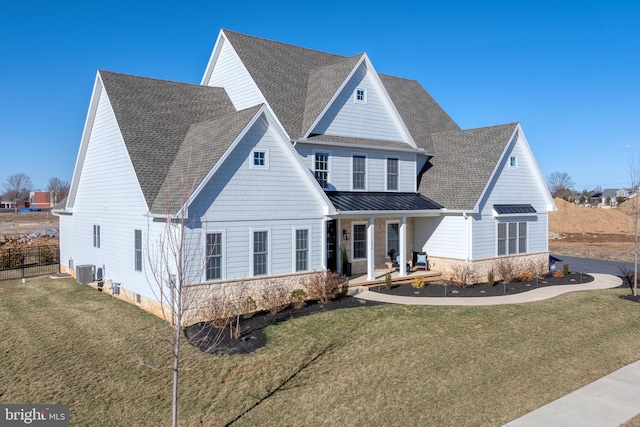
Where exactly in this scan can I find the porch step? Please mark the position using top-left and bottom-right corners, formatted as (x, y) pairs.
(349, 269), (442, 287)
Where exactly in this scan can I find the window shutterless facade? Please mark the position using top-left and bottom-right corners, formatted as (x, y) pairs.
(93, 225), (100, 248)
(352, 155), (366, 190)
(314, 152), (329, 189)
(386, 158), (399, 191)
(134, 229), (142, 271)
(206, 232), (222, 280)
(295, 229), (309, 272)
(253, 230), (268, 276)
(497, 221), (527, 256)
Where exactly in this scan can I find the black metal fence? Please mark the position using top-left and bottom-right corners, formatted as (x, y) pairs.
(0, 245), (60, 280)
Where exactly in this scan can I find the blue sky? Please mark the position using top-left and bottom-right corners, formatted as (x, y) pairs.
(1, 0), (638, 192)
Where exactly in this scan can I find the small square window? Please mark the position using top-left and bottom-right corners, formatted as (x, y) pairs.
(509, 156), (517, 168)
(251, 150), (268, 169)
(355, 88), (367, 103)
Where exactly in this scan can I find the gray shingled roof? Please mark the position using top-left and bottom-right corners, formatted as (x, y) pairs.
(150, 106), (262, 214)
(305, 134), (413, 149)
(222, 30), (459, 146)
(419, 123), (518, 210)
(100, 71), (236, 210)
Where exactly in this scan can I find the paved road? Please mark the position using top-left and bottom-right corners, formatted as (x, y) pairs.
(551, 254), (637, 276)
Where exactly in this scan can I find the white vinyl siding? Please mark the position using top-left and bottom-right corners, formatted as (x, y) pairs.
(296, 144), (416, 192)
(205, 38), (264, 110)
(310, 63), (406, 141)
(416, 216), (469, 259)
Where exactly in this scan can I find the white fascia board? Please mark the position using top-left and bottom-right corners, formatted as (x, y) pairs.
(200, 30), (226, 86)
(292, 138), (431, 156)
(66, 72), (104, 209)
(182, 105), (336, 217)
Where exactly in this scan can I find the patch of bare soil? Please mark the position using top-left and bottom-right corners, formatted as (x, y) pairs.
(0, 211), (59, 234)
(549, 198), (637, 262)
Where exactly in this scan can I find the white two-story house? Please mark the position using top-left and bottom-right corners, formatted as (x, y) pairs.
(55, 29), (555, 316)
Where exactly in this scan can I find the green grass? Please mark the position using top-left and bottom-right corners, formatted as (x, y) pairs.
(2, 277), (640, 426)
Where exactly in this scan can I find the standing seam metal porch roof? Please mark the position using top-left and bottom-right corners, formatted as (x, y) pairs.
(325, 191), (443, 212)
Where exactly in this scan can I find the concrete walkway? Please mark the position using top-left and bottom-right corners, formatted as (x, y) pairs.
(353, 273), (622, 306)
(355, 273), (640, 426)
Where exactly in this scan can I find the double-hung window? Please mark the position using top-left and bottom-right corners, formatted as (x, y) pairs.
(352, 155), (366, 190)
(387, 223), (399, 256)
(387, 158), (399, 191)
(295, 229), (309, 272)
(93, 225), (100, 248)
(353, 224), (367, 259)
(134, 229), (142, 271)
(497, 222), (528, 256)
(206, 232), (222, 280)
(314, 152), (329, 189)
(253, 230), (269, 276)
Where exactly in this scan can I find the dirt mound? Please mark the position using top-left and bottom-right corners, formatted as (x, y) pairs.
(549, 198), (633, 235)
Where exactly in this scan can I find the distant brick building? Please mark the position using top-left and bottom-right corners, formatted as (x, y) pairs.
(30, 191), (52, 209)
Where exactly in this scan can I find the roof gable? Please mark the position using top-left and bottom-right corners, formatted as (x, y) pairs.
(419, 123), (518, 210)
(99, 71), (236, 209)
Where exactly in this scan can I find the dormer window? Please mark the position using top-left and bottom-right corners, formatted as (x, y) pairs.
(355, 88), (367, 104)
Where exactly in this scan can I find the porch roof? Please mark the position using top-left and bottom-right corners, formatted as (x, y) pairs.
(325, 191), (443, 213)
(493, 204), (536, 215)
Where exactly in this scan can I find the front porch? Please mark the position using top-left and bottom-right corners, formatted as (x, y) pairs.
(348, 267), (442, 287)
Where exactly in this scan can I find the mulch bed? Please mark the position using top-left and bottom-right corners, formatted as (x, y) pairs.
(185, 272), (636, 356)
(184, 295), (382, 356)
(370, 272), (595, 298)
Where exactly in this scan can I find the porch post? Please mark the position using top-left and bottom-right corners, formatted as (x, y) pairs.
(399, 216), (407, 277)
(367, 217), (375, 280)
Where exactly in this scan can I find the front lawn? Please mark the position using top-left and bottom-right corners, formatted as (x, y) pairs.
(1, 276), (640, 426)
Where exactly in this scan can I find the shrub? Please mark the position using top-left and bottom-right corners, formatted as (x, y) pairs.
(524, 257), (548, 278)
(519, 271), (534, 282)
(563, 262), (570, 275)
(488, 270), (495, 287)
(290, 289), (307, 310)
(384, 272), (392, 290)
(305, 271), (341, 304)
(259, 280), (291, 314)
(492, 257), (520, 283)
(552, 270), (564, 278)
(412, 276), (425, 289)
(241, 296), (257, 318)
(339, 276), (350, 296)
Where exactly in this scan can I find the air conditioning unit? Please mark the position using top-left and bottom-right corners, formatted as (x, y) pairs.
(76, 265), (96, 284)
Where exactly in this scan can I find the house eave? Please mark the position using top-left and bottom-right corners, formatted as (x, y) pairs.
(331, 209), (445, 218)
(292, 138), (432, 156)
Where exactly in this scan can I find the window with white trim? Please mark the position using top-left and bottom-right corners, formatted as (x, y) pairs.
(497, 221), (527, 256)
(134, 229), (142, 272)
(352, 155), (366, 190)
(295, 229), (309, 272)
(93, 225), (100, 248)
(355, 88), (367, 103)
(509, 155), (517, 168)
(206, 232), (222, 280)
(314, 152), (329, 189)
(353, 223), (367, 259)
(387, 158), (399, 191)
(252, 149), (268, 169)
(253, 230), (269, 276)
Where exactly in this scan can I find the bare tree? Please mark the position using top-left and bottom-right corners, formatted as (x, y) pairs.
(136, 148), (229, 427)
(630, 156), (640, 296)
(46, 177), (70, 206)
(546, 171), (575, 199)
(2, 173), (33, 212)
